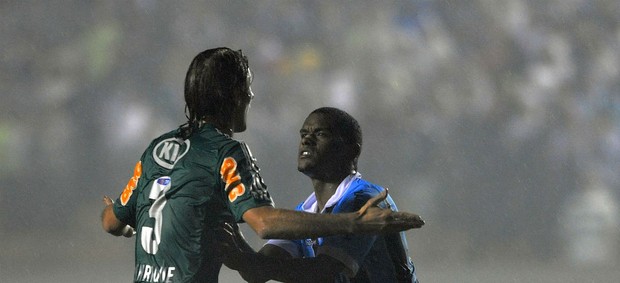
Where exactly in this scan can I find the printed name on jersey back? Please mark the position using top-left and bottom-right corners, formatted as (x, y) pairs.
(153, 137), (190, 169)
(135, 264), (176, 283)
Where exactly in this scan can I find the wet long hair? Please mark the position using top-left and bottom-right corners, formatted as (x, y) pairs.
(177, 47), (249, 139)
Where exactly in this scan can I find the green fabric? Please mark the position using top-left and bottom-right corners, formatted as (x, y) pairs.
(114, 124), (273, 282)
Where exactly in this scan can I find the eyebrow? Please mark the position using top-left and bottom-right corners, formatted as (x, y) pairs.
(299, 127), (332, 133)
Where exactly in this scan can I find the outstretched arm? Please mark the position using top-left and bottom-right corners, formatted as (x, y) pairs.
(101, 195), (134, 238)
(242, 189), (424, 239)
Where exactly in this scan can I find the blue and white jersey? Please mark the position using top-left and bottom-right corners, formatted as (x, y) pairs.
(267, 173), (418, 283)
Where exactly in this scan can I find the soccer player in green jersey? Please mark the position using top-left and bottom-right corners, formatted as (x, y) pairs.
(101, 47), (424, 283)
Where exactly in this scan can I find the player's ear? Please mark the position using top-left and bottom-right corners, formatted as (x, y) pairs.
(347, 143), (361, 173)
(351, 143), (361, 159)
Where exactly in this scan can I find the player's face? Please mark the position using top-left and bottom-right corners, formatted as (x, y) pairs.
(298, 113), (349, 180)
(232, 70), (254, 133)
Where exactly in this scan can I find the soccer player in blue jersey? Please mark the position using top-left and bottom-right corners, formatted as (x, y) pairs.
(101, 48), (424, 283)
(231, 107), (420, 283)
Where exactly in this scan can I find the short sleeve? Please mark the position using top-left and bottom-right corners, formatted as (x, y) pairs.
(112, 160), (143, 227)
(220, 142), (274, 222)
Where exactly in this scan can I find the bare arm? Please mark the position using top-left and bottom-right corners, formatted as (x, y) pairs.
(242, 190), (424, 239)
(243, 205), (355, 239)
(101, 195), (134, 237)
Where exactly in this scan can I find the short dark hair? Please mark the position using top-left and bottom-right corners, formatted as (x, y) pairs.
(310, 107), (362, 148)
(178, 47), (249, 139)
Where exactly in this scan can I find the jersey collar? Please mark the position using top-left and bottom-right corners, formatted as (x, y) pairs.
(301, 172), (362, 213)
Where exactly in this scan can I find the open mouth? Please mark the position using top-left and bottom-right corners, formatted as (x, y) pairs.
(299, 150), (311, 158)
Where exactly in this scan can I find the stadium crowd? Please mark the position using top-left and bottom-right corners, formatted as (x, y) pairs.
(1, 0), (619, 279)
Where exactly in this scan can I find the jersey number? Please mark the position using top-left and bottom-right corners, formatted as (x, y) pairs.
(140, 177), (171, 255)
(221, 157), (246, 202)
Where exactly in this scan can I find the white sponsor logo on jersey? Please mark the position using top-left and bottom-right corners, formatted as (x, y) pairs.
(152, 138), (190, 169)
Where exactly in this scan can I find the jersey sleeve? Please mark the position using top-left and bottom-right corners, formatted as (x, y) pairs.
(112, 159), (143, 228)
(220, 142), (274, 222)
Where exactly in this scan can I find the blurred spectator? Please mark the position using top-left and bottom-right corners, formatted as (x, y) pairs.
(559, 171), (619, 265)
(1, 0), (619, 267)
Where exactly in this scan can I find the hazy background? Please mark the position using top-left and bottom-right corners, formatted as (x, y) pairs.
(2, 0), (619, 282)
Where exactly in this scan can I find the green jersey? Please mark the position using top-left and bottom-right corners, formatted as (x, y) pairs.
(113, 124), (274, 283)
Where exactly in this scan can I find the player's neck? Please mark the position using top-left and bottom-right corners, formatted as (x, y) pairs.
(311, 178), (343, 212)
(201, 116), (233, 136)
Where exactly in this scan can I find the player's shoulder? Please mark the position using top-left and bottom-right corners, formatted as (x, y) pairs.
(191, 124), (242, 152)
(139, 129), (180, 159)
(143, 129), (191, 169)
(348, 178), (384, 197)
(191, 127), (257, 172)
(351, 179), (399, 210)
(332, 179), (385, 212)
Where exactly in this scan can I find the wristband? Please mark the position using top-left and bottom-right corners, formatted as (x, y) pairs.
(121, 225), (135, 238)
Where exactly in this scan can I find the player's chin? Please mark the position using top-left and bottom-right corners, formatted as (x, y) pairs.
(297, 162), (314, 175)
